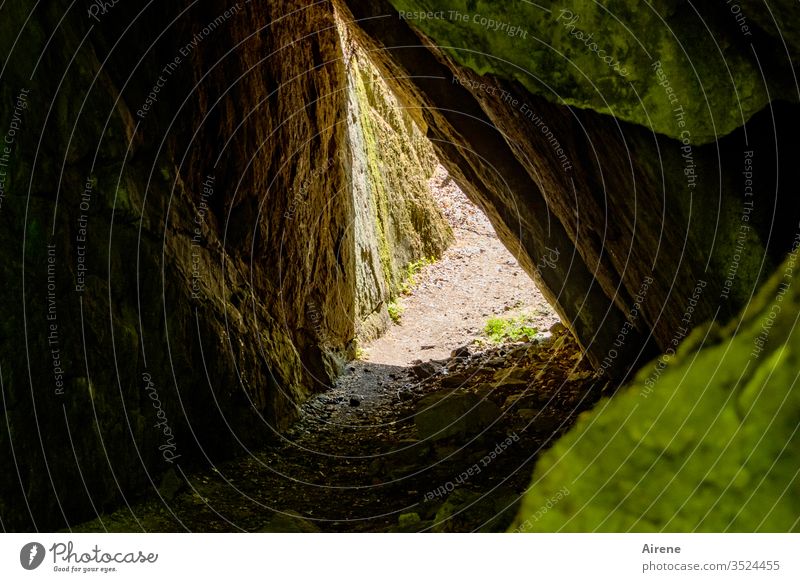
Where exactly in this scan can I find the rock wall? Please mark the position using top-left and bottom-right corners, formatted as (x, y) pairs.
(512, 246), (800, 531)
(3, 0), (798, 532)
(343, 30), (453, 342)
(328, 0), (800, 532)
(335, 0), (800, 379)
(385, 0), (797, 143)
(0, 0), (456, 532)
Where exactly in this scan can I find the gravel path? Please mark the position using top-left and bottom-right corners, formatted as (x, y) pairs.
(364, 165), (559, 366)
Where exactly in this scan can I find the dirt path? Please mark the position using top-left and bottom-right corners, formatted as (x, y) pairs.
(72, 170), (600, 533)
(365, 165), (559, 366)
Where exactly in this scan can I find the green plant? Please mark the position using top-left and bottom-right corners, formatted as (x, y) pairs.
(483, 314), (538, 344)
(399, 256), (435, 295)
(387, 300), (404, 324)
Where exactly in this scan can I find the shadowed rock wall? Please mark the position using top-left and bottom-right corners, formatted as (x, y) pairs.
(0, 0), (456, 532)
(0, 0), (355, 531)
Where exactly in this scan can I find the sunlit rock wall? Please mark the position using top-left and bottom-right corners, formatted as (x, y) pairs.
(343, 30), (453, 342)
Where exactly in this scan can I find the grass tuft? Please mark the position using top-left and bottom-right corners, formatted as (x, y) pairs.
(387, 300), (404, 324)
(483, 313), (538, 344)
(399, 256), (435, 295)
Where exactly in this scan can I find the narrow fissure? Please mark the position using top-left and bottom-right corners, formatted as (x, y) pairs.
(70, 18), (612, 534)
(6, 0), (799, 539)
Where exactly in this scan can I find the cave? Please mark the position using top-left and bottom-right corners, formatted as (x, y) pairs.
(1, 1), (799, 534)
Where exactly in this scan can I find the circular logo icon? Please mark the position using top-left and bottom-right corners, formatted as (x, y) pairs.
(20, 542), (46, 570)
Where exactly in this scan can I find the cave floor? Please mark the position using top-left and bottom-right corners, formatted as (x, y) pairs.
(72, 328), (603, 533)
(71, 170), (604, 533)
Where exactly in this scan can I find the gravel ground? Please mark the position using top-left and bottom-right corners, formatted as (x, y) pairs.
(363, 164), (560, 367)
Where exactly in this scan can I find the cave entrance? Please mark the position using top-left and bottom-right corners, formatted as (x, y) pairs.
(280, 148), (595, 531)
(340, 15), (561, 372)
(358, 162), (560, 369)
(254, 17), (599, 532)
(72, 16), (598, 535)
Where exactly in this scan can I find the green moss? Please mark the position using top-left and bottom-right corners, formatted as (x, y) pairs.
(387, 299), (404, 324)
(349, 45), (452, 306)
(511, 252), (800, 532)
(483, 313), (538, 344)
(388, 0), (785, 143)
(398, 512), (421, 527)
(355, 62), (397, 290)
(398, 256), (434, 295)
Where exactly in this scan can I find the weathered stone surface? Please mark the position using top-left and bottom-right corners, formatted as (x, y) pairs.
(493, 366), (530, 384)
(433, 488), (519, 533)
(386, 0), (793, 144)
(511, 251), (800, 531)
(0, 1), (455, 531)
(344, 27), (453, 343)
(157, 469), (185, 502)
(398, 512), (421, 527)
(450, 345), (471, 359)
(257, 511), (320, 533)
(503, 393), (549, 410)
(0, 0), (355, 531)
(411, 360), (438, 380)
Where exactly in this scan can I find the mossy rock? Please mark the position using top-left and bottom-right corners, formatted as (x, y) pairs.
(388, 0), (792, 143)
(434, 488), (519, 532)
(511, 251), (800, 532)
(347, 38), (453, 340)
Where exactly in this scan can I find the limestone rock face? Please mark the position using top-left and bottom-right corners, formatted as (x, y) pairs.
(386, 0), (795, 144)
(0, 1), (351, 531)
(344, 31), (453, 342)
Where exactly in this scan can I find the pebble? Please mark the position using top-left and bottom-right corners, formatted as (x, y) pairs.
(411, 361), (437, 380)
(450, 345), (471, 359)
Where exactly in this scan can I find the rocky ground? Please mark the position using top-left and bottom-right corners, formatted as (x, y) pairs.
(73, 328), (603, 533)
(72, 169), (607, 533)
